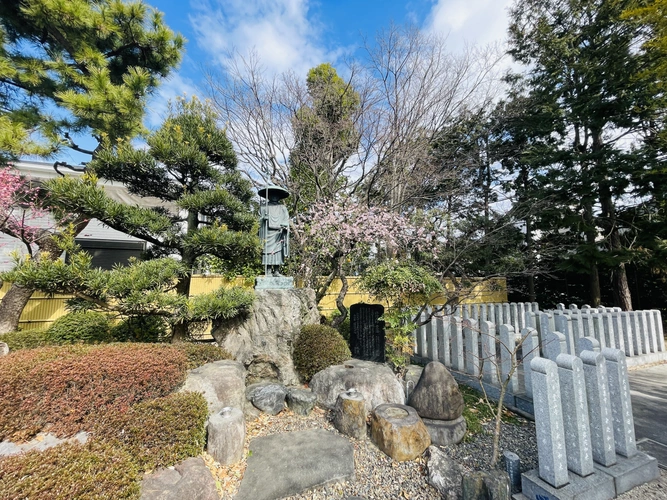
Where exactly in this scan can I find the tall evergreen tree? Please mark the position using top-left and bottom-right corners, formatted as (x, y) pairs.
(507, 0), (663, 309)
(288, 63), (361, 210)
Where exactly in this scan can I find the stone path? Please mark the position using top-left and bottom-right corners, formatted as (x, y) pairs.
(629, 363), (667, 468)
(235, 428), (355, 500)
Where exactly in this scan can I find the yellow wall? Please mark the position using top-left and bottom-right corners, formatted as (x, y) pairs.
(0, 275), (507, 329)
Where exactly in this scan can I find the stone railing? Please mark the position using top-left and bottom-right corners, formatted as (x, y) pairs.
(411, 303), (667, 413)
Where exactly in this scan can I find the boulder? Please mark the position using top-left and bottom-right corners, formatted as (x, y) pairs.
(246, 381), (274, 401)
(0, 342), (8, 356)
(286, 388), (318, 416)
(404, 364), (423, 400)
(140, 457), (218, 500)
(408, 361), (464, 420)
(423, 416), (467, 446)
(212, 288), (320, 386)
(427, 446), (463, 500)
(179, 360), (246, 415)
(236, 429), (355, 500)
(310, 359), (405, 412)
(251, 384), (287, 415)
(370, 403), (431, 461)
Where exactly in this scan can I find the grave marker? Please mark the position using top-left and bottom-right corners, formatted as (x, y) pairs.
(349, 304), (385, 362)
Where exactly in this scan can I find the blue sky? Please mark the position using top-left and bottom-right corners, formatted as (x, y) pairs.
(146, 0), (513, 120)
(56, 0), (514, 165)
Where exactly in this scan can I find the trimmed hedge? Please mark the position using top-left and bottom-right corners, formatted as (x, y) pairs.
(111, 316), (169, 343)
(293, 324), (351, 382)
(46, 311), (113, 344)
(0, 441), (140, 500)
(95, 392), (208, 472)
(177, 342), (233, 370)
(0, 328), (53, 351)
(0, 344), (189, 441)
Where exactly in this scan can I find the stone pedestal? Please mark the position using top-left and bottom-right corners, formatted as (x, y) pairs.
(422, 416), (466, 446)
(212, 288), (320, 385)
(333, 389), (367, 439)
(207, 407), (245, 465)
(520, 469), (615, 500)
(593, 452), (659, 496)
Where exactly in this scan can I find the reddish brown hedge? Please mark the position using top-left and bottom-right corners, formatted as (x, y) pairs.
(0, 344), (189, 441)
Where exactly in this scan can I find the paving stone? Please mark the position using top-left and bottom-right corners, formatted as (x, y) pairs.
(236, 429), (355, 500)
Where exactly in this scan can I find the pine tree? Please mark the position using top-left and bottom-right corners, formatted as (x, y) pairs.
(0, 0), (183, 162)
(7, 97), (259, 341)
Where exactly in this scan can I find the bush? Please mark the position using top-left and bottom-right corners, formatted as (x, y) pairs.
(175, 342), (233, 370)
(0, 441), (140, 500)
(46, 311), (113, 345)
(0, 344), (189, 441)
(293, 324), (351, 383)
(0, 328), (53, 351)
(95, 392), (208, 471)
(111, 315), (169, 343)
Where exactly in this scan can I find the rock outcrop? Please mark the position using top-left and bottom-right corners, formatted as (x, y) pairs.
(212, 288), (320, 385)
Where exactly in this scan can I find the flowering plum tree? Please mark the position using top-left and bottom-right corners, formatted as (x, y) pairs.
(291, 199), (435, 324)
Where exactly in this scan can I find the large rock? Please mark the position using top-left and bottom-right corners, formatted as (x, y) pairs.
(212, 288), (320, 385)
(179, 360), (246, 415)
(310, 359), (405, 412)
(286, 388), (318, 416)
(408, 361), (464, 420)
(251, 383), (287, 415)
(427, 446), (462, 500)
(140, 457), (218, 500)
(236, 429), (355, 500)
(370, 403), (431, 461)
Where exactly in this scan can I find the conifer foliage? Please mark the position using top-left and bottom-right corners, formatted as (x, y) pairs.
(6, 98), (259, 341)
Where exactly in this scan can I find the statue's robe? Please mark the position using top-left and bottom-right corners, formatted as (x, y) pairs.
(259, 202), (289, 265)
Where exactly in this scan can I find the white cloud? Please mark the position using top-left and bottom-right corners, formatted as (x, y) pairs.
(189, 0), (336, 76)
(425, 0), (513, 51)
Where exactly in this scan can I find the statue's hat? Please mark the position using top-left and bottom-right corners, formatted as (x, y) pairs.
(258, 185), (289, 200)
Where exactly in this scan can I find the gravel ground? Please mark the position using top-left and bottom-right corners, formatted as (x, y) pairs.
(203, 404), (667, 499)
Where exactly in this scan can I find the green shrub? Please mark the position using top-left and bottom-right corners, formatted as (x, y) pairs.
(0, 441), (140, 500)
(46, 311), (113, 345)
(0, 328), (53, 351)
(95, 392), (208, 471)
(175, 342), (233, 370)
(0, 344), (188, 441)
(326, 311), (351, 342)
(111, 315), (169, 343)
(293, 324), (351, 382)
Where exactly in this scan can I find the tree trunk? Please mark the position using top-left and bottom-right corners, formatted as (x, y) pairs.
(583, 202), (601, 306)
(599, 183), (633, 310)
(170, 209), (198, 343)
(612, 264), (633, 311)
(0, 219), (89, 334)
(0, 285), (34, 333)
